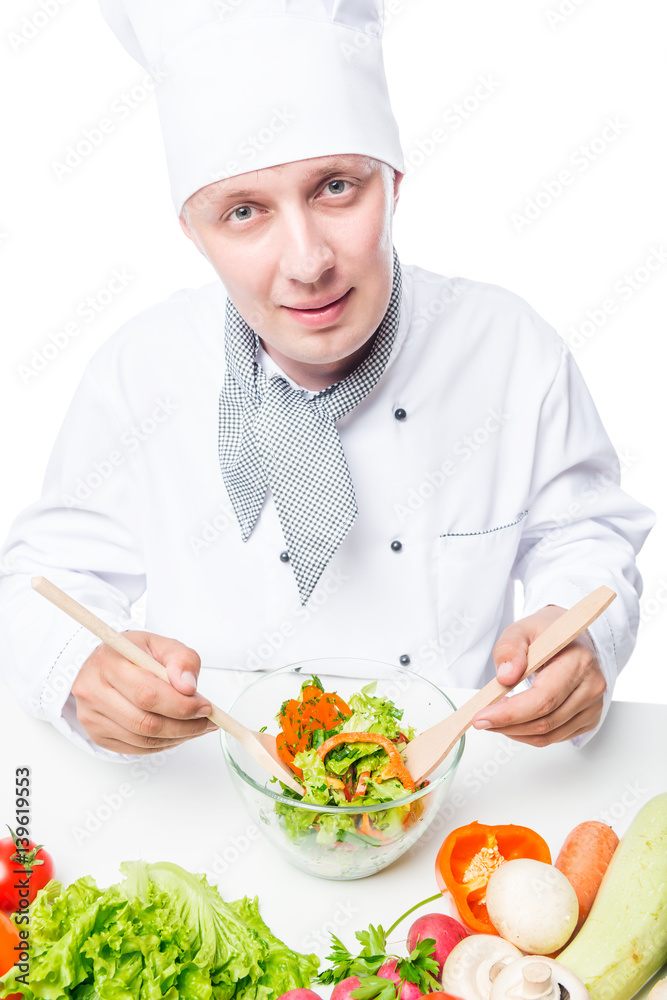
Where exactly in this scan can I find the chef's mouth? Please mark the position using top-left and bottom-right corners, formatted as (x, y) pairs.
(283, 289), (352, 312)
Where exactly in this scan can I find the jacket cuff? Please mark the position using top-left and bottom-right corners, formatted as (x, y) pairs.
(38, 618), (150, 763)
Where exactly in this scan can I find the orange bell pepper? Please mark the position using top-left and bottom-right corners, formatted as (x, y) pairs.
(436, 821), (551, 933)
(317, 732), (416, 794)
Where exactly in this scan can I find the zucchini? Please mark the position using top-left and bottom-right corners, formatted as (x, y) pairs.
(559, 792), (667, 1000)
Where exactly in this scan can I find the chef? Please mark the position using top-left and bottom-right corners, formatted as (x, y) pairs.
(0, 0), (654, 761)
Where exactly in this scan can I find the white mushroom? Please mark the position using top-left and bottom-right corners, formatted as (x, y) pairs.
(441, 934), (523, 1000)
(489, 956), (589, 1000)
(485, 859), (579, 954)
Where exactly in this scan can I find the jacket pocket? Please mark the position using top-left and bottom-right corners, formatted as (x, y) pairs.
(436, 510), (528, 673)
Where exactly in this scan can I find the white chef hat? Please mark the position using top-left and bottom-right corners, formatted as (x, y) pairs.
(97, 0), (405, 215)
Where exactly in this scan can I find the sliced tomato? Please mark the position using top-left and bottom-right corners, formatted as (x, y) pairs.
(354, 769), (371, 797)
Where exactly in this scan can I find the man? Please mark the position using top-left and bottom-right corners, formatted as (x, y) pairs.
(0, 2), (653, 760)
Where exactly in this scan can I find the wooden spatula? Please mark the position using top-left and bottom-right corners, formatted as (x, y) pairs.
(31, 576), (303, 794)
(402, 585), (616, 785)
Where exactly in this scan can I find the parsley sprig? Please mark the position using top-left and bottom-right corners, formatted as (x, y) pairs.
(316, 924), (439, 998)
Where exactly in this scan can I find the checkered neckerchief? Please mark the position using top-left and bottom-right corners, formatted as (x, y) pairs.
(218, 246), (403, 604)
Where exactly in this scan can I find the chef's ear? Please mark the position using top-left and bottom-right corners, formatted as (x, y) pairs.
(392, 170), (404, 213)
(178, 209), (196, 244)
(178, 209), (209, 260)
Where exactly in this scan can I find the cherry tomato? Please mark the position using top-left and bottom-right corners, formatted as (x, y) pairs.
(0, 832), (55, 913)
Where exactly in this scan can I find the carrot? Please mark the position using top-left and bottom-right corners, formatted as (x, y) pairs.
(299, 683), (322, 703)
(276, 733), (303, 778)
(277, 699), (301, 746)
(359, 813), (385, 840)
(313, 693), (351, 729)
(555, 820), (620, 933)
(277, 685), (352, 754)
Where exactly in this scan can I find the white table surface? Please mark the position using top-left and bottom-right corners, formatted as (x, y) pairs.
(1, 676), (665, 998)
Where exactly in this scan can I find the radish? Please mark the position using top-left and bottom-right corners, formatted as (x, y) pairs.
(276, 992), (323, 1000)
(331, 977), (362, 999)
(378, 959), (427, 999)
(406, 913), (469, 978)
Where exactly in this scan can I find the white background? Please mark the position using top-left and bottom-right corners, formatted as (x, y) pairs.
(1, 0), (666, 704)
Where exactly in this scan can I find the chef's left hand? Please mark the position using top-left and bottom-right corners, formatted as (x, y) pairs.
(471, 605), (607, 745)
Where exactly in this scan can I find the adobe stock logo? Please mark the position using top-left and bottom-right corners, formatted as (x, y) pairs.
(511, 117), (628, 233)
(17, 269), (134, 384)
(51, 73), (167, 180)
(7, 0), (73, 53)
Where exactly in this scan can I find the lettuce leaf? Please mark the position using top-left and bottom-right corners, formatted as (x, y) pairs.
(293, 748), (330, 805)
(322, 743), (387, 777)
(230, 897), (319, 996)
(341, 684), (414, 743)
(0, 861), (317, 1000)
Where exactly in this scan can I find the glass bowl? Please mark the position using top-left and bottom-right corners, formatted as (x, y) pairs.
(220, 658), (464, 880)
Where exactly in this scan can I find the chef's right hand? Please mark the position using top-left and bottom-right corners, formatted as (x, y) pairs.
(71, 631), (217, 755)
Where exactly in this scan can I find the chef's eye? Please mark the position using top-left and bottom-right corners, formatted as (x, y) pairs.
(230, 205), (253, 222)
(326, 179), (349, 195)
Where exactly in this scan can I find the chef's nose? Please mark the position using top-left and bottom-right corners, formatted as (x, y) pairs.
(278, 210), (335, 284)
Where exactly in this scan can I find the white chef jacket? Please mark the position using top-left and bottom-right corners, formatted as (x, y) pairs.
(0, 263), (654, 761)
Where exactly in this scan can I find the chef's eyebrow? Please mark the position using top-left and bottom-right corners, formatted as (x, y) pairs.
(207, 157), (373, 203)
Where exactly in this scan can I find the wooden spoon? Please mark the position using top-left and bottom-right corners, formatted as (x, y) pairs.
(31, 576), (303, 794)
(402, 585), (616, 785)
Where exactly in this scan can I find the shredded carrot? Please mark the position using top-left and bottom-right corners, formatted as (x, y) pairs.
(277, 685), (353, 756)
(300, 683), (323, 703)
(316, 731), (416, 793)
(276, 732), (303, 778)
(359, 813), (384, 840)
(277, 699), (301, 746)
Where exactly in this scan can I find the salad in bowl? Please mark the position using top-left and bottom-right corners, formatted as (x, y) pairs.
(221, 658), (464, 880)
(275, 676), (423, 848)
